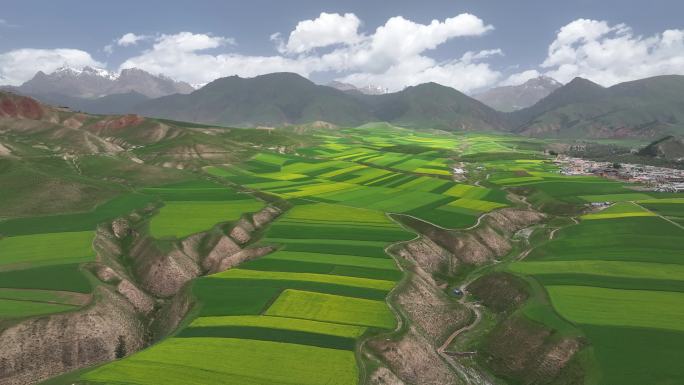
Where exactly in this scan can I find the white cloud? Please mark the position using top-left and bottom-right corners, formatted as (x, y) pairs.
(499, 69), (541, 86)
(320, 13), (493, 74)
(337, 50), (501, 93)
(282, 12), (361, 54)
(119, 32), (310, 84)
(540, 19), (684, 85)
(117, 32), (148, 47)
(0, 48), (103, 85)
(117, 14), (499, 91)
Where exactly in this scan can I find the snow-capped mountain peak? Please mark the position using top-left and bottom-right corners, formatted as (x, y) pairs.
(16, 66), (194, 98)
(327, 81), (389, 95)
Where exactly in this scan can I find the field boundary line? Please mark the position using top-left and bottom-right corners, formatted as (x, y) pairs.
(633, 202), (684, 231)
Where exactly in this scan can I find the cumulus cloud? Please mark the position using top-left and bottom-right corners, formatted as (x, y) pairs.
(320, 13), (493, 74)
(104, 32), (153, 54)
(117, 14), (499, 91)
(337, 49), (502, 92)
(0, 48), (103, 85)
(119, 32), (308, 84)
(281, 12), (361, 54)
(540, 19), (684, 85)
(499, 69), (541, 86)
(117, 32), (148, 46)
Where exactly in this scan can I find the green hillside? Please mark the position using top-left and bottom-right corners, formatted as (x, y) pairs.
(514, 75), (684, 138)
(134, 73), (508, 130)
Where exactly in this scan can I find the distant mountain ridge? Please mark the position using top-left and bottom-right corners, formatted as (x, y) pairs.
(474, 76), (562, 112)
(3, 66), (194, 101)
(5, 68), (684, 139)
(134, 73), (507, 131)
(133, 73), (684, 137)
(512, 75), (684, 138)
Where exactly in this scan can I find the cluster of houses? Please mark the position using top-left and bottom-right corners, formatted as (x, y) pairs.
(555, 155), (684, 192)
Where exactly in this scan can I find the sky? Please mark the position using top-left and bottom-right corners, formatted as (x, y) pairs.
(0, 0), (683, 93)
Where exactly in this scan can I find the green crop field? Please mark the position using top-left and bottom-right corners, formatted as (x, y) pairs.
(547, 285), (684, 331)
(82, 337), (358, 385)
(0, 231), (94, 269)
(265, 289), (396, 329)
(0, 298), (77, 319)
(188, 315), (367, 338)
(511, 186), (684, 384)
(150, 200), (264, 238)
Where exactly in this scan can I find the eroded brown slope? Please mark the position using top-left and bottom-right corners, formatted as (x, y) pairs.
(0, 204), (282, 385)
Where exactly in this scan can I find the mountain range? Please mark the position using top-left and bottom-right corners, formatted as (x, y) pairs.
(1, 66), (194, 114)
(473, 76), (562, 112)
(511, 75), (684, 138)
(3, 67), (684, 139)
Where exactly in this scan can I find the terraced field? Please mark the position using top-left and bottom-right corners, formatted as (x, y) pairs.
(80, 202), (412, 385)
(0, 228), (96, 319)
(0, 180), (262, 322)
(510, 197), (684, 385)
(207, 129), (509, 229)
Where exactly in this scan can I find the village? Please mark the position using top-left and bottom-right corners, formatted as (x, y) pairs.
(555, 155), (684, 192)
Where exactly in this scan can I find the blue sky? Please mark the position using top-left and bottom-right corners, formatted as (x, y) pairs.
(1, 0), (682, 92)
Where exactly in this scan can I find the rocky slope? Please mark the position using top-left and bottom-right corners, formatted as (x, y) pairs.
(364, 204), (578, 385)
(395, 208), (545, 273)
(468, 273), (585, 385)
(366, 207), (546, 385)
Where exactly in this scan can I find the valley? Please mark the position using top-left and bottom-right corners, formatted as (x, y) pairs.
(1, 93), (682, 384)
